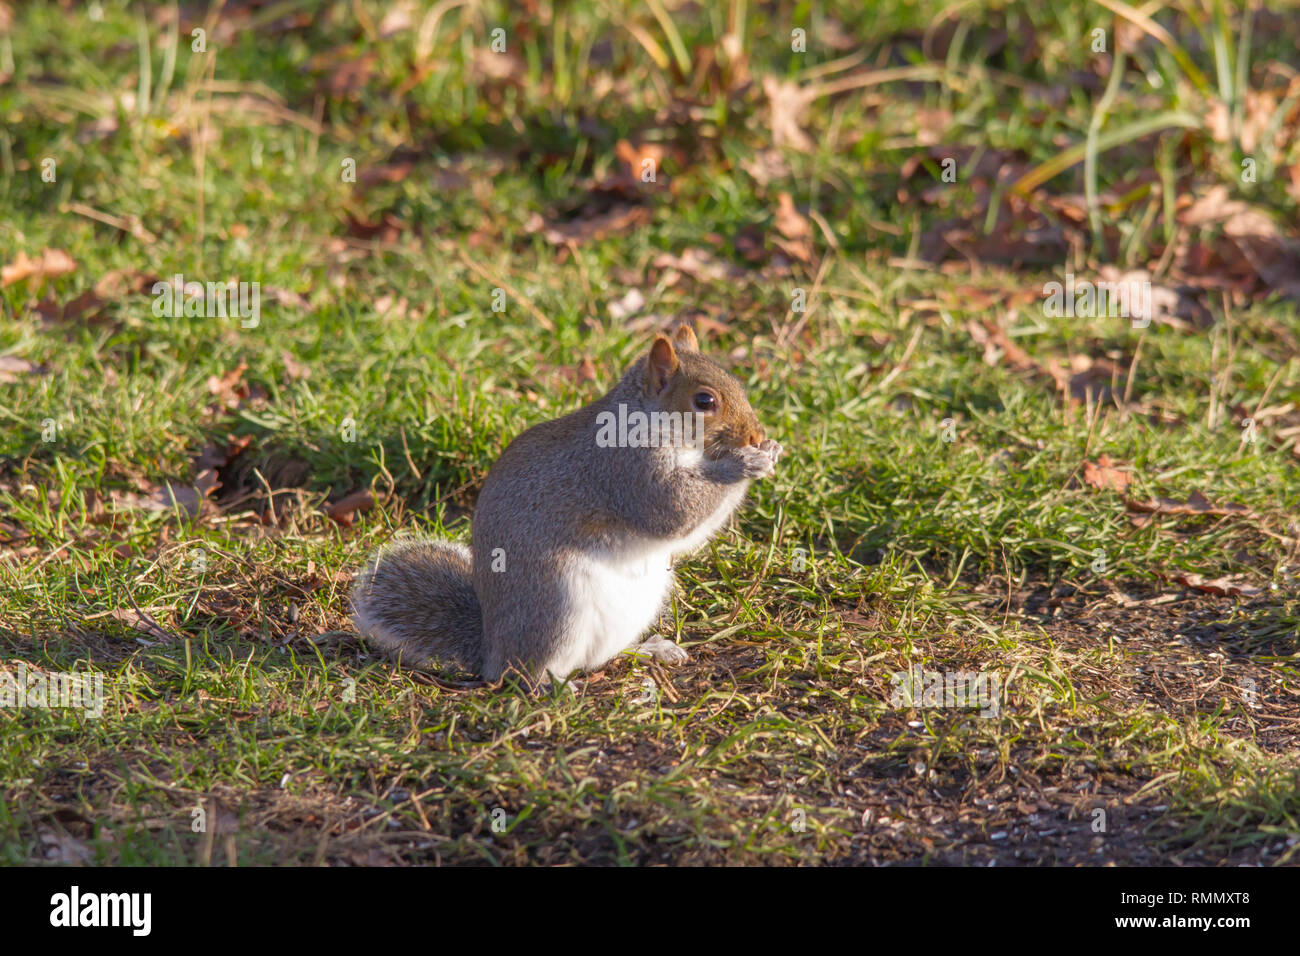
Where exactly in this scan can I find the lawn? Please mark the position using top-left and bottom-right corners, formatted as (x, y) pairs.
(1, 0), (1298, 865)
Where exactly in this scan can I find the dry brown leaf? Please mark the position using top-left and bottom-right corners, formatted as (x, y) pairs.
(1167, 572), (1263, 599)
(156, 483), (203, 514)
(0, 355), (42, 383)
(535, 205), (651, 245)
(358, 160), (415, 187)
(373, 295), (416, 319)
(774, 192), (811, 241)
(1126, 491), (1255, 520)
(651, 248), (745, 284)
(965, 320), (1038, 373)
(740, 148), (791, 185)
(1045, 354), (1125, 405)
(93, 268), (160, 298)
(733, 225), (767, 263)
(2, 248), (76, 287)
(316, 51), (377, 99)
(281, 350), (312, 381)
(108, 607), (174, 642)
(324, 490), (376, 527)
(614, 140), (670, 182)
(35, 288), (108, 325)
(1180, 185), (1300, 297)
(207, 362), (249, 409)
(1082, 455), (1131, 494)
(773, 192), (814, 263)
(378, 0), (416, 37)
(39, 830), (92, 864)
(1095, 266), (1193, 329)
(344, 210), (407, 242)
(473, 47), (526, 84)
(762, 75), (814, 152)
(607, 288), (645, 322)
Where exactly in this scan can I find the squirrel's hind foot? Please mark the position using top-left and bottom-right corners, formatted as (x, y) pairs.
(630, 636), (690, 666)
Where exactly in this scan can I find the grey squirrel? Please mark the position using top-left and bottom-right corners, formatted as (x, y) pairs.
(350, 323), (783, 684)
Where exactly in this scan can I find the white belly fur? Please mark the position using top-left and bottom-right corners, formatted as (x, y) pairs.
(558, 481), (750, 676)
(570, 545), (675, 673)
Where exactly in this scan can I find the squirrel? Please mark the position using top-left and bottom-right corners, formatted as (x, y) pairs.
(350, 322), (783, 685)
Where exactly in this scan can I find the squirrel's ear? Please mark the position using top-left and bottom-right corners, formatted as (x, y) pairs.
(672, 322), (699, 353)
(646, 335), (678, 394)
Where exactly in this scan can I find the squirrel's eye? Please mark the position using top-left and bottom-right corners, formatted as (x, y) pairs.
(692, 391), (717, 412)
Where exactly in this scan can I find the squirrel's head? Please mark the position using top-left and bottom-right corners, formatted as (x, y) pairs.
(641, 323), (766, 458)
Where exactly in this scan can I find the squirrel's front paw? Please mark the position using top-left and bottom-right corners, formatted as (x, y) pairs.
(758, 438), (783, 465)
(735, 440), (781, 479)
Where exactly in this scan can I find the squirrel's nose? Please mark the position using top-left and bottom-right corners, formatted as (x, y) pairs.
(747, 429), (765, 447)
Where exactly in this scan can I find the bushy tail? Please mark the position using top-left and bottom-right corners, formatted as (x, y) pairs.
(351, 539), (483, 673)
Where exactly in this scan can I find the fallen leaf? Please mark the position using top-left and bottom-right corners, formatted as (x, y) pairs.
(533, 204), (652, 245)
(39, 830), (92, 864)
(473, 46), (526, 84)
(207, 362), (249, 408)
(608, 289), (645, 322)
(358, 160), (415, 187)
(281, 350), (312, 380)
(0, 519), (30, 546)
(324, 490), (376, 527)
(344, 210), (407, 242)
(2, 248), (76, 287)
(773, 191), (813, 262)
(1045, 354), (1125, 405)
(775, 192), (812, 242)
(614, 140), (671, 183)
(651, 248), (745, 284)
(93, 269), (161, 298)
(762, 75), (815, 152)
(1127, 491), (1256, 520)
(108, 607), (174, 642)
(35, 288), (107, 324)
(1180, 185), (1300, 298)
(733, 225), (767, 264)
(262, 286), (311, 311)
(740, 148), (791, 185)
(316, 51), (377, 99)
(108, 463), (221, 519)
(1166, 572), (1263, 599)
(1082, 455), (1131, 494)
(1095, 266), (1201, 329)
(0, 355), (42, 383)
(194, 467), (220, 499)
(373, 295), (416, 319)
(965, 320), (1038, 373)
(378, 0), (416, 37)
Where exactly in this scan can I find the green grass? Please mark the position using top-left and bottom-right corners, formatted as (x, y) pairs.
(1, 0), (1298, 865)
